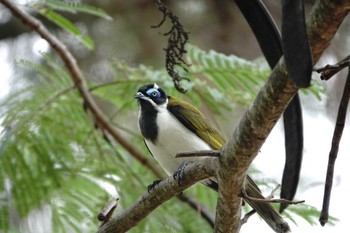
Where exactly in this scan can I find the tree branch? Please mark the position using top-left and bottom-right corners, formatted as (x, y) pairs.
(315, 55), (350, 80)
(240, 190), (305, 205)
(97, 158), (218, 233)
(214, 0), (350, 232)
(176, 150), (221, 158)
(307, 0), (350, 62)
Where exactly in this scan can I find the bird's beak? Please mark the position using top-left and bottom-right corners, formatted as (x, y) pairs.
(134, 92), (145, 99)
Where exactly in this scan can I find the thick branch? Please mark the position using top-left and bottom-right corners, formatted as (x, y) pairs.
(97, 158), (218, 233)
(214, 0), (350, 232)
(307, 0), (350, 62)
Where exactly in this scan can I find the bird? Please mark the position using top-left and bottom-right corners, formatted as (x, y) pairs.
(134, 83), (291, 233)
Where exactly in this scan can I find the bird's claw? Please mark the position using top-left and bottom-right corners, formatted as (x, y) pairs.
(173, 161), (191, 186)
(147, 179), (162, 193)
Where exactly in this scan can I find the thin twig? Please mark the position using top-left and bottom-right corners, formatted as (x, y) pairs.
(37, 85), (75, 112)
(98, 198), (119, 226)
(314, 55), (350, 80)
(240, 189), (305, 205)
(176, 150), (220, 158)
(88, 79), (147, 92)
(266, 184), (281, 199)
(240, 185), (280, 226)
(320, 66), (350, 226)
(240, 210), (256, 226)
(177, 193), (215, 228)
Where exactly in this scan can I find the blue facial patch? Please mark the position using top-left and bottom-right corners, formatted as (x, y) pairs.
(146, 88), (161, 99)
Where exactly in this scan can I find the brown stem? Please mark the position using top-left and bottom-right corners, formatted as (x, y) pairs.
(320, 67), (350, 226)
(176, 150), (221, 158)
(241, 190), (305, 205)
(177, 193), (215, 228)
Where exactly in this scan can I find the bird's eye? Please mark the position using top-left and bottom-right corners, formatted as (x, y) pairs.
(146, 88), (161, 99)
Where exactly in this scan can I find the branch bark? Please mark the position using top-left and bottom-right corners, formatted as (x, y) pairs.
(215, 0), (350, 232)
(97, 158), (218, 233)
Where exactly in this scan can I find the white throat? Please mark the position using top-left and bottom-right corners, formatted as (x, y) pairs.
(144, 109), (211, 175)
(141, 96), (168, 113)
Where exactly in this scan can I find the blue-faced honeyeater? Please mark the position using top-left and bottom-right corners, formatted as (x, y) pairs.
(135, 83), (290, 233)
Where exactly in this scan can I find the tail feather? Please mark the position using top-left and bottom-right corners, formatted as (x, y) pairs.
(245, 176), (291, 233)
(202, 177), (291, 233)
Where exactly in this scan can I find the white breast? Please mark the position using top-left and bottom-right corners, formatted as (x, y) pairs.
(144, 110), (211, 175)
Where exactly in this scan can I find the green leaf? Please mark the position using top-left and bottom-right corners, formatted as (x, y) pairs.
(186, 44), (269, 107)
(186, 44), (324, 105)
(285, 204), (338, 226)
(37, 8), (94, 50)
(1, 42), (328, 232)
(41, 0), (113, 20)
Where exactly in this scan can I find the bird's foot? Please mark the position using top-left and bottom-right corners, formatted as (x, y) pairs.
(147, 179), (162, 193)
(173, 161), (191, 186)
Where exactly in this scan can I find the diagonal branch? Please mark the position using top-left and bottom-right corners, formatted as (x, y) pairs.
(97, 157), (218, 233)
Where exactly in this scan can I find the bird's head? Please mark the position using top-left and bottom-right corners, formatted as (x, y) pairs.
(134, 83), (168, 111)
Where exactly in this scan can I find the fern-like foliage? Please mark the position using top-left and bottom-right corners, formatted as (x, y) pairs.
(187, 44), (270, 105)
(0, 42), (327, 232)
(27, 0), (112, 50)
(284, 204), (338, 226)
(0, 53), (218, 232)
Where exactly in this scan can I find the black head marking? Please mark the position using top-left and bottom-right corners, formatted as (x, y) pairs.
(135, 83), (168, 142)
(135, 83), (167, 106)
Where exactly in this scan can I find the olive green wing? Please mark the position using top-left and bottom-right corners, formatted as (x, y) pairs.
(167, 96), (225, 150)
(167, 98), (290, 231)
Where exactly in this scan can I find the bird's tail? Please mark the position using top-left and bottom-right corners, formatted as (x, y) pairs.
(245, 176), (291, 233)
(202, 177), (291, 233)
